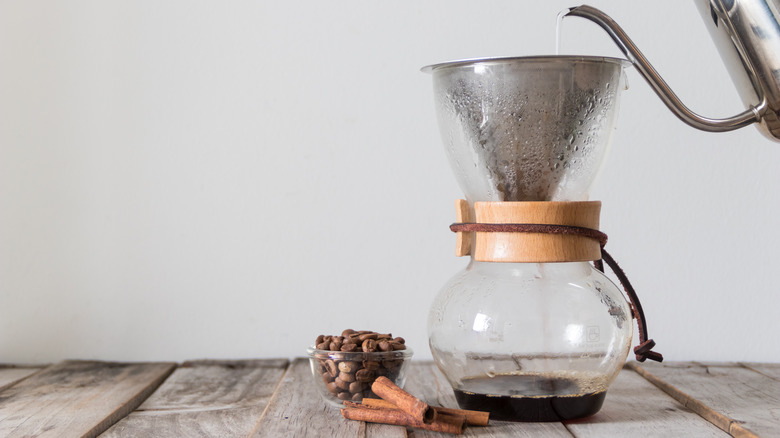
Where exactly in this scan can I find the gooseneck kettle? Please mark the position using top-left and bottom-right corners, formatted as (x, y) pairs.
(568, 1), (780, 141)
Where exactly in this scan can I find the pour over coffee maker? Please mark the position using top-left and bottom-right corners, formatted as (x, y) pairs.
(423, 56), (658, 422)
(424, 0), (780, 423)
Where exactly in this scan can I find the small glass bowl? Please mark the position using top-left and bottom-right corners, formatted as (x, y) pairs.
(307, 346), (414, 407)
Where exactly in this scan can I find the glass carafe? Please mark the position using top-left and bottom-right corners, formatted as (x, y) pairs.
(424, 56), (633, 421)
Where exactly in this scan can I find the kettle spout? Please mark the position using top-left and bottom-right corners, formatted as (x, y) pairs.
(565, 6), (637, 62)
(565, 5), (764, 133)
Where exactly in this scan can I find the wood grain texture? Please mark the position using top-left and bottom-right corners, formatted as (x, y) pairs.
(455, 199), (473, 257)
(2, 359), (776, 437)
(0, 360), (175, 438)
(741, 363), (780, 381)
(402, 361), (572, 437)
(0, 365), (44, 391)
(249, 357), (364, 437)
(565, 367), (728, 437)
(629, 361), (780, 438)
(473, 201), (602, 262)
(364, 422), (408, 438)
(101, 359), (289, 437)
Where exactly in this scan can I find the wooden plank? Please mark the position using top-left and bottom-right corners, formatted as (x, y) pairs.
(249, 357), (363, 437)
(741, 363), (780, 381)
(629, 361), (780, 438)
(364, 422), (408, 438)
(565, 367), (728, 437)
(0, 365), (44, 391)
(100, 359), (289, 437)
(0, 360), (175, 438)
(403, 361), (572, 437)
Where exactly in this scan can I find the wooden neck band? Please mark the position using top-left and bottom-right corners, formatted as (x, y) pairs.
(453, 200), (602, 263)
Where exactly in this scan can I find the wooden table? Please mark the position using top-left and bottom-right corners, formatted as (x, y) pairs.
(0, 359), (777, 437)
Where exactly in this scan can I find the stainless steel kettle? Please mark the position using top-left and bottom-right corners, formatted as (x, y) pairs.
(567, 1), (780, 141)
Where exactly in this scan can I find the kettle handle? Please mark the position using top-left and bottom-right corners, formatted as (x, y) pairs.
(567, 5), (766, 133)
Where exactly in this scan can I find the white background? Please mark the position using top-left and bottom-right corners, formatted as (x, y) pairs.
(1, 1), (778, 364)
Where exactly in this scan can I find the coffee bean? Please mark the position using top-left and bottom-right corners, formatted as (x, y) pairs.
(355, 368), (374, 382)
(382, 359), (402, 371)
(338, 361), (359, 373)
(358, 333), (378, 341)
(337, 391), (352, 400)
(362, 360), (380, 371)
(378, 340), (392, 351)
(362, 339), (377, 352)
(335, 377), (350, 391)
(340, 343), (359, 352)
(339, 371), (356, 383)
(325, 359), (338, 378)
(348, 381), (363, 393)
(390, 341), (406, 351)
(326, 381), (339, 394)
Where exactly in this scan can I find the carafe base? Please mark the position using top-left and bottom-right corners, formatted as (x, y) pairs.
(453, 374), (606, 422)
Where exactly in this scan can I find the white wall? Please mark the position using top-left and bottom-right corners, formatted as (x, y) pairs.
(1, 1), (778, 364)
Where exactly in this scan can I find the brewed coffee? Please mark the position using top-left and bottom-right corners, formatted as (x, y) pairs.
(453, 374), (606, 422)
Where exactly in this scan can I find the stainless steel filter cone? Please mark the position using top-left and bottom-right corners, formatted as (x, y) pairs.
(424, 56), (628, 202)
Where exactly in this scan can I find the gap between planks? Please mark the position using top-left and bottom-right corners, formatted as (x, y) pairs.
(0, 360), (176, 438)
(248, 358), (367, 437)
(102, 358), (289, 437)
(0, 364), (47, 392)
(627, 361), (778, 438)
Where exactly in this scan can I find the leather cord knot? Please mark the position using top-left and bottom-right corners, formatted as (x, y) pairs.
(450, 221), (663, 363)
(634, 339), (663, 363)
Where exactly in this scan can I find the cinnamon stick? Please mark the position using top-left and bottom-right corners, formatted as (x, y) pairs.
(371, 376), (434, 423)
(362, 398), (489, 426)
(341, 404), (465, 435)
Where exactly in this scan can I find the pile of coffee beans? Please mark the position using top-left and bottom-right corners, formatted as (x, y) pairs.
(313, 329), (407, 402)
